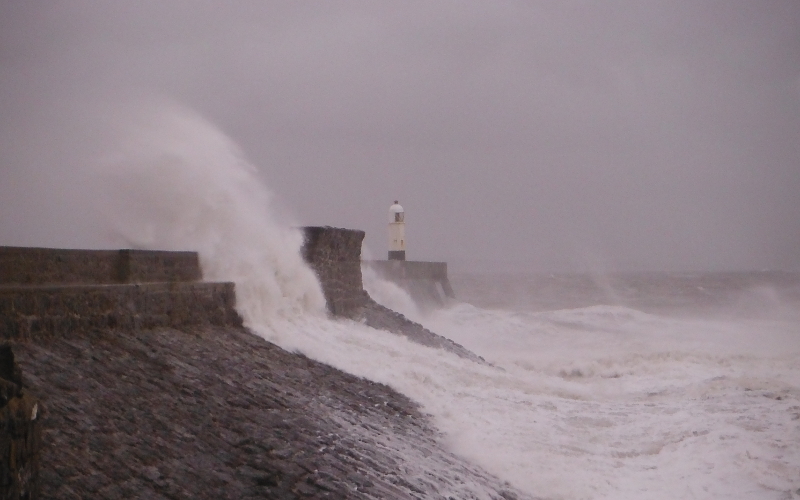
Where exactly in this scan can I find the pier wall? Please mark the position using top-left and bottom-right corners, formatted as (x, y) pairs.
(365, 260), (455, 305)
(298, 227), (456, 313)
(0, 247), (240, 340)
(0, 247), (200, 286)
(301, 227), (367, 318)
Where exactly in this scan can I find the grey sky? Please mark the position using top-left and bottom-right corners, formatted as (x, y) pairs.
(1, 1), (799, 271)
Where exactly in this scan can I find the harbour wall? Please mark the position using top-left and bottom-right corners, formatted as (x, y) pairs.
(0, 247), (201, 286)
(0, 230), (472, 498)
(301, 226), (367, 318)
(1, 231), (456, 338)
(365, 260), (455, 306)
(301, 227), (479, 362)
(0, 245), (241, 499)
(0, 246), (241, 341)
(300, 227), (456, 315)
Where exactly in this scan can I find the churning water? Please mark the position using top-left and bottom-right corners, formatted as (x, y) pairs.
(93, 104), (799, 499)
(361, 271), (800, 499)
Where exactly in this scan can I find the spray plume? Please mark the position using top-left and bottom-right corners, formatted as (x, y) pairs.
(92, 102), (326, 326)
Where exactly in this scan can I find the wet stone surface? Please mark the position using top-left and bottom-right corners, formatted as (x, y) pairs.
(360, 296), (485, 364)
(12, 326), (530, 499)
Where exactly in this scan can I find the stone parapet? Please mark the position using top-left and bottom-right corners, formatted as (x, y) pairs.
(0, 282), (241, 340)
(301, 227), (366, 318)
(0, 247), (200, 286)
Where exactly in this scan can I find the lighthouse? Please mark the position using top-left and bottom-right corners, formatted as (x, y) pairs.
(388, 201), (406, 260)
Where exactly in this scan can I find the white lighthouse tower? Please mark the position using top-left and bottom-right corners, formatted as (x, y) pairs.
(388, 200), (406, 260)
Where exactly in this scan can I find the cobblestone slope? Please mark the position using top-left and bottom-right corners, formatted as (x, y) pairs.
(13, 325), (531, 499)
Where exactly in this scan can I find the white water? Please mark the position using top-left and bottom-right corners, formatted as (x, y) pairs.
(93, 105), (800, 499)
(92, 102), (326, 324)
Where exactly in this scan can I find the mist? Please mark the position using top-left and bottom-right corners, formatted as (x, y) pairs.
(2, 1), (799, 272)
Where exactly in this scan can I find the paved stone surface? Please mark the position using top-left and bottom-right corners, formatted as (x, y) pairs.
(12, 326), (531, 499)
(360, 296), (486, 364)
(0, 282), (242, 340)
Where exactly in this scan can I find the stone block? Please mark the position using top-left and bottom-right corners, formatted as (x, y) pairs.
(0, 247), (200, 286)
(301, 227), (366, 318)
(0, 283), (242, 341)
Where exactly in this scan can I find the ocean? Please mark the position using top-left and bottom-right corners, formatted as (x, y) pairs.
(352, 270), (800, 499)
(95, 106), (800, 499)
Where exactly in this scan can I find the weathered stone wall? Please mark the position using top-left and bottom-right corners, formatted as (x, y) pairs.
(0, 283), (241, 341)
(0, 247), (239, 340)
(365, 260), (455, 303)
(0, 344), (40, 500)
(300, 227), (481, 362)
(0, 241), (503, 499)
(0, 247), (200, 286)
(367, 260), (448, 281)
(301, 227), (366, 318)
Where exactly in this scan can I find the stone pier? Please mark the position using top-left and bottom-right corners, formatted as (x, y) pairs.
(0, 246), (241, 340)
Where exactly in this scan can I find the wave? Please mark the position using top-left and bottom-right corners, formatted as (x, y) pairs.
(82, 102), (800, 499)
(90, 101), (326, 326)
(363, 278), (800, 498)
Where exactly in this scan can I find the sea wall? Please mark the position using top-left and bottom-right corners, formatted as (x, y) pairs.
(301, 227), (367, 318)
(0, 247), (240, 341)
(365, 260), (455, 305)
(0, 283), (240, 340)
(301, 227), (482, 362)
(0, 238), (502, 499)
(0, 247), (200, 286)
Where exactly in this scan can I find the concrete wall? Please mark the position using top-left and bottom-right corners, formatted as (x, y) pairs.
(301, 227), (366, 318)
(0, 247), (200, 286)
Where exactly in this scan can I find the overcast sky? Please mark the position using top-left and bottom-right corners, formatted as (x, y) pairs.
(1, 1), (799, 271)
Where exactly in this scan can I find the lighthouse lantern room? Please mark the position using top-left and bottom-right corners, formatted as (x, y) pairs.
(388, 201), (406, 260)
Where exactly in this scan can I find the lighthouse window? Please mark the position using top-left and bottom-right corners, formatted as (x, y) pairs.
(395, 212), (402, 222)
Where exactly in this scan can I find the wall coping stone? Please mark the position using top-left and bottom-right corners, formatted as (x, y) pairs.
(0, 246), (201, 285)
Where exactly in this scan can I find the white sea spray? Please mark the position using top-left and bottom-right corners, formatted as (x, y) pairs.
(92, 102), (326, 326)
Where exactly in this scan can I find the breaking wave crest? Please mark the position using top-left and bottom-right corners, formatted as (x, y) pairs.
(92, 102), (326, 325)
